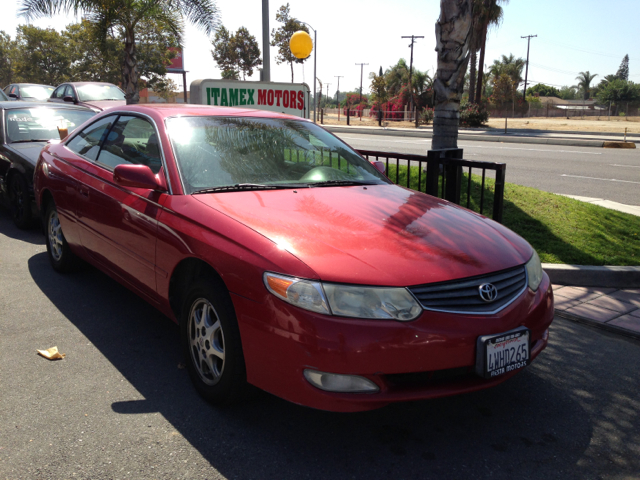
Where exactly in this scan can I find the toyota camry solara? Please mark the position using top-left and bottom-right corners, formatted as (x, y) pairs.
(34, 104), (554, 412)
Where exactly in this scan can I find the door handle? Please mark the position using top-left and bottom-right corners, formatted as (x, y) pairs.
(79, 186), (89, 198)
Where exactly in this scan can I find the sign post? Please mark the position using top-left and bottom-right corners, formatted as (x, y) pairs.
(167, 47), (187, 103)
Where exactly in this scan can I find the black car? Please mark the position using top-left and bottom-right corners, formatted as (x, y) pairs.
(3, 83), (55, 102)
(0, 102), (96, 228)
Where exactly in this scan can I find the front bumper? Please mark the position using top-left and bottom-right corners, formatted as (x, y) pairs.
(232, 273), (554, 412)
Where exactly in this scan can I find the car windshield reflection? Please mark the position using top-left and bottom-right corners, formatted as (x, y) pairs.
(77, 84), (125, 102)
(165, 116), (391, 194)
(5, 107), (95, 143)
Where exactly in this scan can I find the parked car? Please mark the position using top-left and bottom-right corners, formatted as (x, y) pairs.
(49, 82), (126, 111)
(0, 102), (96, 228)
(3, 83), (55, 101)
(34, 104), (554, 412)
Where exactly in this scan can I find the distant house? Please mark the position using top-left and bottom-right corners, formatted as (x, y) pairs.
(537, 96), (606, 110)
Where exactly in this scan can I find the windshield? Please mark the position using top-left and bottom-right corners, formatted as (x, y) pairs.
(166, 116), (390, 194)
(5, 107), (96, 143)
(77, 84), (125, 102)
(21, 85), (54, 100)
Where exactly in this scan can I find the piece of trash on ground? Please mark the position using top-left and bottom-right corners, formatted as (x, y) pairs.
(37, 346), (66, 360)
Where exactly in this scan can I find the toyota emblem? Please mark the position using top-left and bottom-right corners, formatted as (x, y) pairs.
(478, 283), (498, 302)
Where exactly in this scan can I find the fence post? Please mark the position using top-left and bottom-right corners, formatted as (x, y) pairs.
(443, 149), (463, 205)
(321, 108), (324, 124)
(347, 106), (350, 126)
(492, 164), (506, 223)
(425, 150), (441, 196)
(415, 106), (419, 128)
(378, 108), (382, 127)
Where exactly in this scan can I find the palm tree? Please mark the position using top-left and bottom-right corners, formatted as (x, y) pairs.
(473, 0), (507, 104)
(20, 0), (219, 104)
(384, 59), (410, 96)
(432, 0), (473, 149)
(489, 54), (525, 88)
(574, 71), (598, 100)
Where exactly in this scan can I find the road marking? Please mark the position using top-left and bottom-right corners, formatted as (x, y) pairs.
(610, 164), (640, 168)
(459, 145), (602, 155)
(561, 174), (640, 184)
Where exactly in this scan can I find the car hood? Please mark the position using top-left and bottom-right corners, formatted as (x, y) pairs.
(81, 100), (127, 111)
(6, 141), (48, 165)
(194, 185), (533, 286)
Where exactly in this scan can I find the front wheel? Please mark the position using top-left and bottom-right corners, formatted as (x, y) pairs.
(9, 174), (32, 229)
(181, 279), (248, 405)
(45, 202), (79, 272)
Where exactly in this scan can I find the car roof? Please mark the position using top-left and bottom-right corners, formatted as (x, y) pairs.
(10, 83), (55, 88)
(0, 101), (95, 111)
(105, 103), (312, 122)
(61, 82), (118, 87)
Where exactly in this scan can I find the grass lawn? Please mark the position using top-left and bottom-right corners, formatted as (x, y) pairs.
(387, 164), (640, 266)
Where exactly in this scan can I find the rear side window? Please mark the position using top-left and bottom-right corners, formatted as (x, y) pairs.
(52, 86), (66, 99)
(66, 116), (117, 161)
(96, 116), (162, 173)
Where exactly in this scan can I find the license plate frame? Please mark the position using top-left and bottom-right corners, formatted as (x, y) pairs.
(475, 326), (530, 379)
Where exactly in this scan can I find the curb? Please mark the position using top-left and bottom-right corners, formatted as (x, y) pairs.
(543, 264), (640, 288)
(555, 310), (640, 342)
(325, 125), (607, 148)
(603, 141), (636, 148)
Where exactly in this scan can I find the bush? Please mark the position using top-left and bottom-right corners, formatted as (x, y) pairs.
(459, 101), (489, 127)
(420, 107), (434, 125)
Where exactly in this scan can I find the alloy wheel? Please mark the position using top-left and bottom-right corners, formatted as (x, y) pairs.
(48, 209), (64, 262)
(188, 298), (226, 386)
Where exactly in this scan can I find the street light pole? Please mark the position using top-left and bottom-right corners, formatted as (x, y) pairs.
(295, 21), (317, 123)
(521, 34), (537, 101)
(262, 0), (270, 82)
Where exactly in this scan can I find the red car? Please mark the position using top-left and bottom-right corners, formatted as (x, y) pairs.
(34, 104), (554, 412)
(49, 82), (127, 112)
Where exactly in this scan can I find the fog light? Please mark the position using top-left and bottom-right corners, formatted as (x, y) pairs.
(303, 369), (379, 393)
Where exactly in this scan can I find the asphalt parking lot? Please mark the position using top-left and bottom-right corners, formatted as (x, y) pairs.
(1, 211), (639, 480)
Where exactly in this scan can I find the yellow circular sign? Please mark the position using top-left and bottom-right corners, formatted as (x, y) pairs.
(289, 30), (313, 59)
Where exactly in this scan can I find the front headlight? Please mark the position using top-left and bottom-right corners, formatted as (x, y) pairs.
(264, 273), (422, 321)
(525, 249), (543, 291)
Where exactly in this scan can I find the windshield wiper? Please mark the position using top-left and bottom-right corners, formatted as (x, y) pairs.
(193, 183), (309, 194)
(309, 180), (378, 187)
(9, 139), (50, 144)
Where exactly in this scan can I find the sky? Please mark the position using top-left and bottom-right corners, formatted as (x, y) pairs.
(2, 0), (639, 97)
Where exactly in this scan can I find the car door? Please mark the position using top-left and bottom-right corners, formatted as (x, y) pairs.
(50, 85), (67, 104)
(73, 114), (166, 301)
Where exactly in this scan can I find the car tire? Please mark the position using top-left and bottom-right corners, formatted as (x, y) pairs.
(181, 279), (248, 405)
(45, 202), (79, 273)
(9, 174), (32, 229)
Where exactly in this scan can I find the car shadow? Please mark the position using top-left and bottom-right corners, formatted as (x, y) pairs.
(0, 205), (44, 245)
(28, 252), (640, 479)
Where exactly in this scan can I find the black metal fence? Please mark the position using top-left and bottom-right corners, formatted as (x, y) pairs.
(358, 148), (507, 223)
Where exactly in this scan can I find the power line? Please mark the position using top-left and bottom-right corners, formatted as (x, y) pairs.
(538, 40), (640, 62)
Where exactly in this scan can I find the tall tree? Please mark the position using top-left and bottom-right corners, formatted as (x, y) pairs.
(574, 71), (598, 100)
(616, 54), (629, 81)
(270, 3), (309, 83)
(211, 26), (262, 81)
(211, 26), (239, 79)
(489, 53), (525, 88)
(432, 0), (473, 149)
(13, 24), (70, 86)
(473, 0), (507, 104)
(20, 0), (218, 104)
(0, 31), (16, 86)
(233, 27), (262, 80)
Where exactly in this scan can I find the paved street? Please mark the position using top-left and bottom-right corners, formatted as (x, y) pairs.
(335, 133), (640, 206)
(1, 211), (640, 479)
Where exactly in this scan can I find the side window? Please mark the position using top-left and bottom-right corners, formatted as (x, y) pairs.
(64, 85), (75, 100)
(66, 116), (117, 161)
(96, 116), (162, 173)
(11, 86), (18, 96)
(53, 86), (66, 99)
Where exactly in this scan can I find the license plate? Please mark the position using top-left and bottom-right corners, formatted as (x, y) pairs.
(475, 327), (530, 379)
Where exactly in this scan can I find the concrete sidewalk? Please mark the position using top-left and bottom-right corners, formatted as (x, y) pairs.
(324, 124), (639, 148)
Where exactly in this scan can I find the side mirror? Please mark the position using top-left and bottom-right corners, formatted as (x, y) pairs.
(8, 93), (18, 99)
(371, 161), (386, 174)
(114, 164), (167, 192)
(63, 95), (75, 103)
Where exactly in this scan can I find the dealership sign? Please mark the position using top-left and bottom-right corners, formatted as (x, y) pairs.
(190, 79), (311, 118)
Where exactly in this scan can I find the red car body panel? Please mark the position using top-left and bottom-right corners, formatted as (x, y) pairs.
(34, 104), (554, 412)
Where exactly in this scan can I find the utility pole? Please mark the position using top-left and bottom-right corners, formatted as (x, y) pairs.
(325, 83), (331, 108)
(355, 63), (369, 103)
(401, 35), (424, 112)
(335, 75), (343, 121)
(261, 0), (270, 81)
(521, 34), (537, 101)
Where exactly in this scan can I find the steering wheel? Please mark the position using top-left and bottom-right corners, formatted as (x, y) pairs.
(299, 166), (352, 182)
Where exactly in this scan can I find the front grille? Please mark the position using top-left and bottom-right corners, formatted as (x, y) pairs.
(408, 265), (527, 314)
